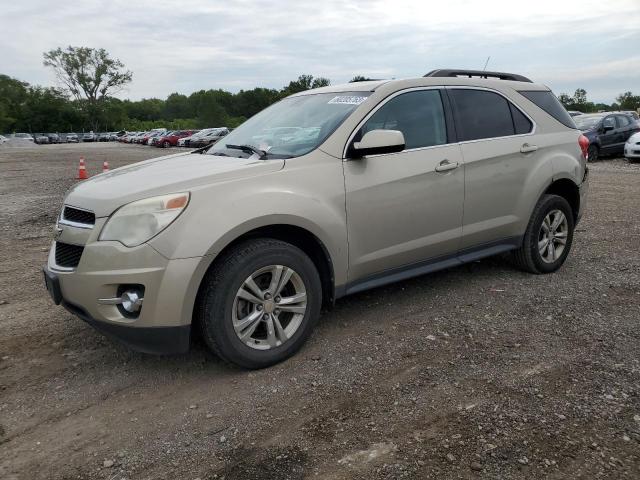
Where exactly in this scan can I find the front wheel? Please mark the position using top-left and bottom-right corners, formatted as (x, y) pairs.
(587, 144), (598, 162)
(163, 141), (170, 148)
(196, 239), (322, 369)
(511, 194), (575, 274)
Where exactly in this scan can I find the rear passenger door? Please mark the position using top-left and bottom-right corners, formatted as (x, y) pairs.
(447, 88), (539, 251)
(615, 115), (635, 149)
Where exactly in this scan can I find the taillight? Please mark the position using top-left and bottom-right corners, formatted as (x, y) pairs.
(578, 134), (589, 160)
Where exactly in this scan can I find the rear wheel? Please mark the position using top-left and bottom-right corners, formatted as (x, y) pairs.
(196, 238), (322, 369)
(511, 194), (575, 274)
(587, 144), (599, 162)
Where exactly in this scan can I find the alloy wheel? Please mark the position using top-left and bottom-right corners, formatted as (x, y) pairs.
(538, 209), (568, 263)
(232, 265), (307, 350)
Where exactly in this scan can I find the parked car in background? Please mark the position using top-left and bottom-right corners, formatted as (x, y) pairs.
(65, 133), (79, 143)
(150, 131), (172, 146)
(0, 134), (8, 144)
(33, 133), (49, 144)
(177, 129), (203, 147)
(625, 132), (640, 163)
(12, 133), (35, 142)
(575, 112), (640, 161)
(155, 130), (194, 148)
(568, 110), (583, 117)
(83, 132), (96, 142)
(189, 128), (230, 148)
(141, 130), (166, 145)
(98, 133), (111, 142)
(47, 133), (60, 144)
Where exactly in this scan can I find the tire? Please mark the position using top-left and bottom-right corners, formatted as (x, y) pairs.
(511, 194), (575, 274)
(196, 238), (322, 369)
(163, 141), (170, 148)
(587, 144), (598, 162)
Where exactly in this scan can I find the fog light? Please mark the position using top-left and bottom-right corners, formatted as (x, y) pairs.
(98, 285), (145, 318)
(121, 290), (143, 312)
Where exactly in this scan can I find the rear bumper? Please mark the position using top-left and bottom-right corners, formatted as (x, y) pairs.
(577, 168), (589, 224)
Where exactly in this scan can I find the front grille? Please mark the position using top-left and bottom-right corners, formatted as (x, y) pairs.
(55, 242), (84, 268)
(62, 206), (95, 226)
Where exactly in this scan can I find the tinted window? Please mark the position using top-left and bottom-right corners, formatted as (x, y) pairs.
(359, 89), (447, 149)
(602, 116), (615, 129)
(509, 103), (533, 134)
(519, 90), (576, 129)
(616, 115), (631, 128)
(449, 89), (515, 141)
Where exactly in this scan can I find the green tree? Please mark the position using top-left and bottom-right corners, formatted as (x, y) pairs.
(43, 46), (133, 130)
(349, 75), (373, 82)
(616, 91), (640, 111)
(0, 74), (29, 131)
(281, 74), (331, 96)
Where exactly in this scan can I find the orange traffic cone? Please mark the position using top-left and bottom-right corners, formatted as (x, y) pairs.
(77, 157), (88, 180)
(102, 161), (109, 173)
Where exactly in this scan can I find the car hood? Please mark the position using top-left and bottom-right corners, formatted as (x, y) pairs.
(64, 151), (284, 217)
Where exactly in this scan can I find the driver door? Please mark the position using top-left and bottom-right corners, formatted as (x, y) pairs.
(343, 88), (464, 285)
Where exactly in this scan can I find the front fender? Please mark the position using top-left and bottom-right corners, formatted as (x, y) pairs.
(148, 152), (348, 285)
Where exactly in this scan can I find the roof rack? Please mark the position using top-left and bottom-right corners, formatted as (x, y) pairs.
(424, 69), (533, 83)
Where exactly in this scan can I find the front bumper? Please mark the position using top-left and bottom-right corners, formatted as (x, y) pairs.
(624, 145), (640, 158)
(44, 238), (209, 355)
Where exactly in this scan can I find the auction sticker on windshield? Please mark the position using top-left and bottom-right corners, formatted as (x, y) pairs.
(328, 96), (368, 105)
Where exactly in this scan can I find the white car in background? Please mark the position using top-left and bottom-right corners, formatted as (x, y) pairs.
(625, 132), (640, 163)
(12, 133), (35, 142)
(0, 134), (8, 144)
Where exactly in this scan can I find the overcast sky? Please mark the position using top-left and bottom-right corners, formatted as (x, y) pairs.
(2, 0), (639, 104)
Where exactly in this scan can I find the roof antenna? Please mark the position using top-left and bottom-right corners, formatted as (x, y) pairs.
(482, 56), (491, 71)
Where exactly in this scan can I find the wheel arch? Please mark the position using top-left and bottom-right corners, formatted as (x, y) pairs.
(192, 222), (337, 325)
(543, 177), (580, 222)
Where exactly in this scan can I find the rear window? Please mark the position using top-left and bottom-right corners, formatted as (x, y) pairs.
(519, 90), (576, 129)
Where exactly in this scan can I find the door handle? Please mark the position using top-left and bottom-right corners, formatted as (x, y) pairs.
(520, 143), (538, 153)
(435, 159), (459, 172)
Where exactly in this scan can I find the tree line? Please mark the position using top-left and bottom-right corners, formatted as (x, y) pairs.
(557, 88), (640, 113)
(1, 45), (638, 134)
(0, 72), (336, 134)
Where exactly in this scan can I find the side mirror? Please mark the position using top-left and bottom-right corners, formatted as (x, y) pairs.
(602, 124), (614, 133)
(350, 129), (405, 158)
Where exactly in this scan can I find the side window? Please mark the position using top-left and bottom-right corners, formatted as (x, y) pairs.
(616, 115), (631, 128)
(509, 103), (533, 135)
(359, 90), (447, 150)
(449, 89), (516, 141)
(602, 116), (615, 130)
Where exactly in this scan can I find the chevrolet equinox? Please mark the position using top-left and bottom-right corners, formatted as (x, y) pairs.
(44, 69), (590, 368)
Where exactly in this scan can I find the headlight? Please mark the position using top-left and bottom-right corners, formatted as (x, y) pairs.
(99, 192), (190, 247)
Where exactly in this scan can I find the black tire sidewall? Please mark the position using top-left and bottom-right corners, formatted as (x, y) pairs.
(528, 195), (575, 273)
(202, 242), (322, 369)
(588, 145), (598, 162)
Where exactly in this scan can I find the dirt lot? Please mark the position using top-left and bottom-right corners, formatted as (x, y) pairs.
(1, 143), (639, 480)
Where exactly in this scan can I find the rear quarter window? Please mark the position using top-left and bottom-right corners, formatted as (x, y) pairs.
(518, 90), (576, 129)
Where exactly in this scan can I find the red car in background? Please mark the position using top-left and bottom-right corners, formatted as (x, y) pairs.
(155, 130), (194, 148)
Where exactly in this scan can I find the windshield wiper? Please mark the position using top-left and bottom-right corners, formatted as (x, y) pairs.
(225, 144), (268, 159)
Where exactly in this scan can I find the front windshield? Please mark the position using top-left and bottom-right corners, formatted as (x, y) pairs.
(574, 115), (603, 131)
(208, 92), (371, 158)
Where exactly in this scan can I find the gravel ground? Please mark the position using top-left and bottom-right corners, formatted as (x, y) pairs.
(1, 143), (639, 480)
